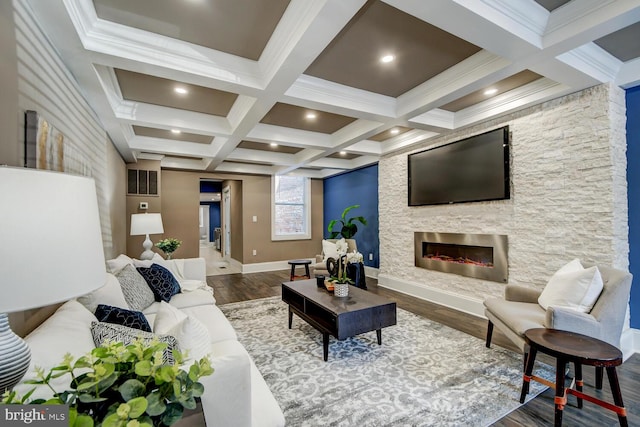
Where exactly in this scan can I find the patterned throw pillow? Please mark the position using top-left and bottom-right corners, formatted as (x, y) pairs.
(115, 264), (156, 311)
(90, 321), (178, 365)
(94, 304), (152, 332)
(136, 264), (181, 302)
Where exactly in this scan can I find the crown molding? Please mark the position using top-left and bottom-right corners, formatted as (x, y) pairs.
(557, 43), (622, 83)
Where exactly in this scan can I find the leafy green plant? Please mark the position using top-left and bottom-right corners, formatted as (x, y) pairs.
(2, 339), (214, 427)
(327, 205), (367, 239)
(156, 238), (181, 258)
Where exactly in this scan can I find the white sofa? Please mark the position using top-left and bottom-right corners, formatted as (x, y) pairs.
(14, 256), (285, 427)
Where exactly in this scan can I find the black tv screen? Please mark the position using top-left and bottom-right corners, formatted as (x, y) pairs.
(408, 126), (510, 206)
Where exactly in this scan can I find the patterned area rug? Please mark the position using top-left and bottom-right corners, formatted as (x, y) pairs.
(219, 296), (553, 427)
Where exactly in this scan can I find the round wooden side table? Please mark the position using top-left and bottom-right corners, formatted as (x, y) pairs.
(288, 259), (311, 281)
(520, 328), (627, 426)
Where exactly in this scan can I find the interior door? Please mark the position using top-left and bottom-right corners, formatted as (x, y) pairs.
(222, 186), (231, 258)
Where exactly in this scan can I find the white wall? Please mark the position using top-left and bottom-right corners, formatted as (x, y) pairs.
(378, 84), (628, 315)
(14, 0), (121, 257)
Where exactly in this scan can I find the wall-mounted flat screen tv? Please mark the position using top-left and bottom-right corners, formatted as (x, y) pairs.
(408, 126), (510, 206)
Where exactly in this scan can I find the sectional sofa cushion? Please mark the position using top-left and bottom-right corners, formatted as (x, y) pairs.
(153, 302), (211, 363)
(538, 259), (604, 313)
(137, 264), (181, 302)
(15, 300), (97, 401)
(77, 273), (129, 313)
(115, 264), (156, 311)
(90, 321), (179, 364)
(94, 304), (152, 332)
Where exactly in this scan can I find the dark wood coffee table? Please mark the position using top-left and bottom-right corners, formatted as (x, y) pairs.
(281, 279), (397, 361)
(520, 328), (627, 427)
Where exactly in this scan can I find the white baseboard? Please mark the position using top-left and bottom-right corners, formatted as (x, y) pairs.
(364, 266), (379, 279)
(241, 258), (315, 274)
(377, 274), (485, 317)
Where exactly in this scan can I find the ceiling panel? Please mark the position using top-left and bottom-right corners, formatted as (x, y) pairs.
(594, 22), (640, 62)
(327, 152), (360, 160)
(115, 69), (238, 116)
(94, 0), (290, 60)
(133, 125), (213, 144)
(532, 0), (572, 11)
(305, 0), (482, 97)
(440, 70), (543, 112)
(260, 103), (357, 134)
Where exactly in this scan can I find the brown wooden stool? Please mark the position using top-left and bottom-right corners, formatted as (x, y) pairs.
(288, 259), (311, 281)
(520, 328), (627, 427)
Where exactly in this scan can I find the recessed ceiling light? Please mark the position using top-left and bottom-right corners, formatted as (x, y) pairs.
(270, 142), (278, 147)
(174, 87), (188, 95)
(484, 88), (498, 95)
(390, 128), (400, 135)
(339, 151), (347, 156)
(170, 129), (181, 134)
(305, 112), (317, 120)
(380, 54), (395, 63)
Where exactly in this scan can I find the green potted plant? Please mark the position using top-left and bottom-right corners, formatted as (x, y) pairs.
(156, 238), (182, 259)
(2, 339), (214, 427)
(327, 205), (367, 239)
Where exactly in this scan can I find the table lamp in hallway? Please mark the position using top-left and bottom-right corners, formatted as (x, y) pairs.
(130, 212), (164, 260)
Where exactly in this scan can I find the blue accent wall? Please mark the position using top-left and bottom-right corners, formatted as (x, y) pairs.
(627, 85), (640, 328)
(323, 164), (379, 268)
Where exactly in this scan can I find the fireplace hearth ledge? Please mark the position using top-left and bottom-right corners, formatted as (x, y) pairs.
(377, 274), (485, 317)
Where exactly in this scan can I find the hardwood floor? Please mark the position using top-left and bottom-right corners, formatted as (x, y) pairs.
(207, 271), (640, 427)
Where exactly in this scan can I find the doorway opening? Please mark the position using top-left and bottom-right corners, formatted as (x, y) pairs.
(199, 180), (237, 275)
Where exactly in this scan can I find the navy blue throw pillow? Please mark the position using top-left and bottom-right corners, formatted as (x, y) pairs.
(136, 263), (181, 302)
(94, 304), (151, 332)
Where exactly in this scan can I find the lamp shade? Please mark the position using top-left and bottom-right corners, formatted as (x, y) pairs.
(130, 213), (164, 236)
(0, 167), (106, 313)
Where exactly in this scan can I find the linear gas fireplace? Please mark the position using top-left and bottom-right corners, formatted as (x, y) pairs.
(414, 232), (508, 283)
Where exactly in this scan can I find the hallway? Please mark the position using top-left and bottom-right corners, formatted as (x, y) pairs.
(199, 242), (241, 276)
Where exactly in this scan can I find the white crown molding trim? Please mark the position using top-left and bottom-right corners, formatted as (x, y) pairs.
(460, 0), (547, 47)
(557, 43), (622, 84)
(397, 50), (512, 118)
(349, 155), (380, 170)
(128, 136), (218, 158)
(228, 148), (296, 165)
(545, 0), (627, 45)
(247, 123), (333, 148)
(227, 95), (258, 131)
(136, 152), (165, 161)
(616, 57), (640, 88)
(215, 162), (276, 176)
(409, 109), (455, 130)
(161, 157), (208, 170)
(453, 78), (570, 128)
(282, 169), (328, 178)
(381, 130), (439, 154)
(378, 274), (485, 318)
(286, 74), (397, 119)
(115, 102), (231, 136)
(331, 120), (385, 147)
(341, 140), (383, 156)
(65, 0), (263, 89)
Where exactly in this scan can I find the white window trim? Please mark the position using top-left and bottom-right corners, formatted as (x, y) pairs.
(271, 175), (311, 241)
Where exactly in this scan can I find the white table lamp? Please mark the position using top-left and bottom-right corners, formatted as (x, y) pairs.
(0, 167), (106, 393)
(130, 213), (164, 260)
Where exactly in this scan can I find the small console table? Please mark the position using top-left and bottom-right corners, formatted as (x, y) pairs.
(520, 328), (627, 426)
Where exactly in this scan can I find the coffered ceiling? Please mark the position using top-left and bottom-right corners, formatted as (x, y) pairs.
(26, 0), (640, 178)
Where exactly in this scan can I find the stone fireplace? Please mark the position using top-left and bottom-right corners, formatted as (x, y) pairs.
(414, 232), (508, 283)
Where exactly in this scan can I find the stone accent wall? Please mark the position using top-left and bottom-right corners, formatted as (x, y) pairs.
(379, 84), (628, 302)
